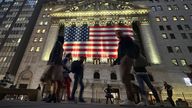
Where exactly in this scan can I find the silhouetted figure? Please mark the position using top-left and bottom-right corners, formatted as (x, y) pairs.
(104, 84), (113, 104)
(62, 53), (72, 100)
(134, 54), (161, 106)
(164, 81), (175, 107)
(70, 56), (86, 102)
(112, 30), (140, 105)
(40, 25), (65, 103)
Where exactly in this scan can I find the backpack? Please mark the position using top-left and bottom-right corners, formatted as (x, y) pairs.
(127, 42), (140, 59)
(71, 60), (80, 73)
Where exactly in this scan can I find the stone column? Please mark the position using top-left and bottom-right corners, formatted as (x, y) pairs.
(139, 22), (161, 64)
(41, 24), (59, 61)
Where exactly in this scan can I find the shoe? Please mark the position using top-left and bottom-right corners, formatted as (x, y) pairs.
(137, 102), (147, 106)
(119, 99), (135, 106)
(79, 98), (86, 103)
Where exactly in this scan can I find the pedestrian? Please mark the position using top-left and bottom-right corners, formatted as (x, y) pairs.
(134, 54), (161, 106)
(104, 84), (114, 104)
(40, 25), (65, 103)
(164, 81), (175, 107)
(70, 56), (86, 102)
(62, 53), (72, 101)
(111, 30), (140, 105)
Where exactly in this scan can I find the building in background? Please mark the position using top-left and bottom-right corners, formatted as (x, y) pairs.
(0, 0), (48, 86)
(5, 0), (192, 103)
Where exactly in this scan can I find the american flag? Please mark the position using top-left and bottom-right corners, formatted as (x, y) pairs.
(63, 25), (133, 59)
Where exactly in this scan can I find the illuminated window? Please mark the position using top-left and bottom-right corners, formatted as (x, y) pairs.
(39, 37), (43, 42)
(175, 46), (182, 53)
(184, 4), (189, 10)
(162, 16), (168, 21)
(167, 5), (172, 10)
(42, 14), (46, 18)
(30, 47), (34, 52)
(49, 8), (52, 11)
(36, 47), (40, 52)
(36, 29), (41, 33)
(33, 37), (38, 42)
(44, 8), (48, 11)
(179, 16), (185, 21)
(171, 59), (178, 66)
(180, 59), (187, 66)
(44, 21), (48, 25)
(155, 17), (160, 22)
(173, 16), (177, 21)
(39, 21), (43, 25)
(184, 78), (192, 86)
(151, 6), (156, 11)
(161, 33), (168, 39)
(42, 29), (46, 33)
(3, 57), (7, 62)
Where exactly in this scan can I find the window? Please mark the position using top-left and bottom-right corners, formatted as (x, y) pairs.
(171, 59), (178, 66)
(157, 5), (163, 11)
(179, 16), (185, 21)
(36, 47), (40, 52)
(42, 29), (46, 33)
(180, 59), (187, 66)
(161, 33), (168, 39)
(187, 46), (192, 53)
(30, 47), (34, 52)
(33, 37), (38, 42)
(184, 4), (189, 10)
(93, 72), (100, 79)
(167, 46), (173, 53)
(36, 29), (41, 33)
(189, 33), (192, 39)
(151, 6), (156, 11)
(173, 4), (179, 10)
(49, 8), (52, 11)
(177, 25), (183, 30)
(39, 21), (43, 25)
(173, 16), (177, 21)
(39, 37), (43, 42)
(162, 16), (168, 21)
(44, 21), (48, 25)
(166, 25), (172, 30)
(155, 17), (161, 22)
(111, 73), (117, 80)
(44, 8), (48, 11)
(170, 33), (176, 39)
(159, 25), (164, 31)
(184, 25), (190, 30)
(181, 33), (188, 39)
(167, 5), (172, 10)
(175, 46), (182, 53)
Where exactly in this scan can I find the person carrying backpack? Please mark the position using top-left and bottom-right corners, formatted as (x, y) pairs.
(164, 81), (175, 107)
(70, 56), (86, 102)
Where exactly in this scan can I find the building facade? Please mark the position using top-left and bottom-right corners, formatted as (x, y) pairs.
(0, 0), (47, 83)
(11, 0), (192, 103)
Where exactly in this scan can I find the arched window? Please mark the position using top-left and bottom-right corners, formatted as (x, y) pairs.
(94, 72), (100, 79)
(111, 73), (117, 80)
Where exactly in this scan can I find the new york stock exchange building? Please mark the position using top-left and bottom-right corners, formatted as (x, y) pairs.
(12, 0), (192, 104)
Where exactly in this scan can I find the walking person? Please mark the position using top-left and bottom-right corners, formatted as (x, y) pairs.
(111, 30), (140, 105)
(70, 56), (86, 102)
(134, 54), (161, 106)
(40, 25), (65, 103)
(104, 84), (114, 104)
(62, 53), (72, 101)
(164, 81), (175, 107)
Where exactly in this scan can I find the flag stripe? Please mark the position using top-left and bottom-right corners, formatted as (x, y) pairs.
(64, 25), (133, 59)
